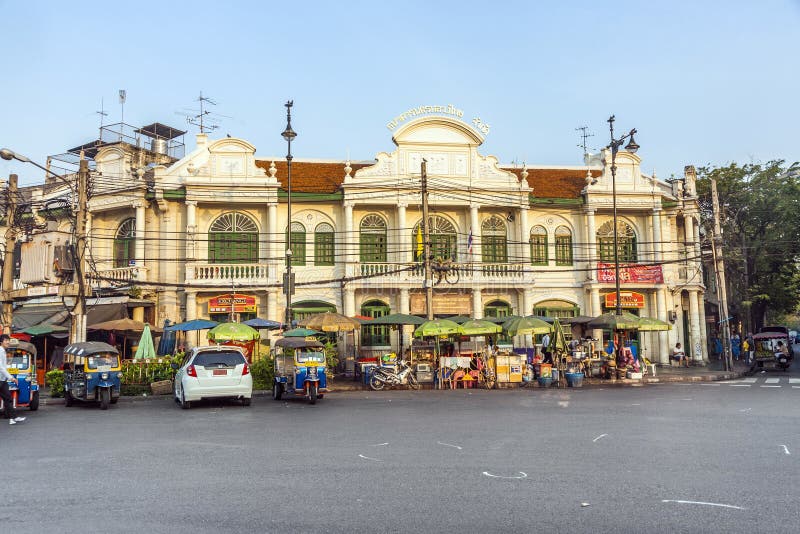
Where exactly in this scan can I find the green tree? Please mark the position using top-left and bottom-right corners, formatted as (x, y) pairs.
(696, 160), (800, 331)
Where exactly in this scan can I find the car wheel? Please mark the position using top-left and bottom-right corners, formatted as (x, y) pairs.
(180, 387), (191, 410)
(308, 383), (318, 405)
(99, 388), (110, 410)
(29, 391), (40, 411)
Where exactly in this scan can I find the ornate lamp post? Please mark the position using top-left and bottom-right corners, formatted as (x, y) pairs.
(282, 101), (297, 327)
(605, 115), (640, 315)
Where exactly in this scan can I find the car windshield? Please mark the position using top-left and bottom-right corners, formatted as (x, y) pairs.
(193, 351), (245, 368)
(87, 355), (119, 369)
(296, 351), (325, 364)
(7, 353), (30, 370)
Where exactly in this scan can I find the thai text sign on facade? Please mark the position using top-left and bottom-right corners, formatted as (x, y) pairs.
(209, 294), (257, 313)
(597, 263), (663, 284)
(604, 291), (646, 309)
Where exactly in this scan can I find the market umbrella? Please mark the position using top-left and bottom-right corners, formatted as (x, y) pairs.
(20, 324), (69, 336)
(560, 315), (595, 325)
(243, 317), (282, 329)
(165, 319), (219, 331)
(413, 319), (463, 338)
(282, 327), (321, 337)
(485, 315), (519, 324)
(134, 324), (157, 360)
(460, 319), (502, 336)
(586, 312), (642, 331)
(88, 318), (163, 334)
(635, 316), (672, 331)
(445, 315), (472, 325)
(301, 312), (361, 333)
(207, 322), (260, 342)
(547, 318), (569, 355)
(503, 316), (552, 336)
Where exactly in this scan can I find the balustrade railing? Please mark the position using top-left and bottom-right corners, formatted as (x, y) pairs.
(187, 263), (272, 283)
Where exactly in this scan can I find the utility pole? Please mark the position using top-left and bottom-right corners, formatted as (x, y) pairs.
(72, 156), (89, 343)
(711, 177), (732, 371)
(1, 174), (18, 334)
(421, 160), (433, 320)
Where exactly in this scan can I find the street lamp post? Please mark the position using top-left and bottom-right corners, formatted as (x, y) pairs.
(605, 116), (640, 316)
(282, 101), (297, 328)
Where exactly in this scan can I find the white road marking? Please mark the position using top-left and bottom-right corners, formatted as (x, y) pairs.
(793, 386), (800, 389)
(483, 471), (528, 480)
(789, 378), (800, 384)
(358, 454), (382, 462)
(592, 434), (608, 443)
(760, 385), (781, 388)
(662, 500), (745, 510)
(765, 378), (779, 384)
(631, 403), (641, 406)
(738, 408), (752, 412)
(739, 378), (758, 383)
(700, 383), (721, 386)
(780, 445), (790, 455)
(370, 443), (389, 447)
(581, 502), (591, 507)
(730, 384), (752, 387)
(437, 441), (463, 450)
(681, 398), (693, 401)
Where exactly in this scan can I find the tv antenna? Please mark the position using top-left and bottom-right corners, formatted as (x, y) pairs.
(96, 98), (108, 142)
(184, 91), (221, 133)
(575, 125), (595, 155)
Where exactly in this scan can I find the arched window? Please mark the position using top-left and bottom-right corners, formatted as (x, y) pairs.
(114, 218), (135, 268)
(597, 220), (637, 262)
(481, 216), (507, 263)
(361, 299), (391, 346)
(533, 299), (580, 319)
(484, 299), (512, 320)
(413, 215), (457, 261)
(209, 212), (259, 264)
(530, 226), (548, 265)
(359, 214), (387, 263)
(292, 300), (336, 322)
(555, 226), (573, 266)
(314, 222), (335, 266)
(287, 221), (306, 266)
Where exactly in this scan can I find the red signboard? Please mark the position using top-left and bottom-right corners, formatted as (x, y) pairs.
(597, 263), (663, 284)
(604, 291), (646, 309)
(209, 294), (257, 313)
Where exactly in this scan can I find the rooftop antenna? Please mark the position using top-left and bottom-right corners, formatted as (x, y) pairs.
(96, 98), (108, 142)
(187, 91), (220, 134)
(575, 125), (594, 155)
(118, 89), (127, 141)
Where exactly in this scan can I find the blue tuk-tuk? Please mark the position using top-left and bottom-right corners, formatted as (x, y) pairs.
(1, 339), (40, 412)
(63, 342), (122, 410)
(272, 337), (327, 404)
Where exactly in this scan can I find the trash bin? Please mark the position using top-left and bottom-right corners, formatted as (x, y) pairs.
(361, 364), (377, 385)
(565, 372), (584, 387)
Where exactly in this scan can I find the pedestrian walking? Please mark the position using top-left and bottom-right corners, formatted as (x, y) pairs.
(745, 333), (754, 365)
(731, 332), (741, 361)
(0, 334), (27, 425)
(541, 332), (552, 364)
(713, 336), (723, 361)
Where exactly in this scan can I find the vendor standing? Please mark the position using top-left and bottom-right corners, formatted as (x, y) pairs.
(541, 332), (552, 364)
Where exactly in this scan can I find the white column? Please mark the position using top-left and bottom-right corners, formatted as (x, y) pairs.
(656, 288), (669, 364)
(267, 203), (278, 262)
(396, 203), (407, 263)
(698, 294), (708, 362)
(134, 201), (146, 268)
(185, 200), (197, 260)
(590, 288), (603, 342)
(689, 290), (702, 363)
(398, 288), (410, 352)
(585, 209), (597, 281)
(651, 208), (662, 263)
(518, 207), (529, 266)
(522, 289), (534, 316)
(267, 289), (278, 323)
(470, 205), (481, 261)
(684, 213), (695, 255)
(185, 291), (197, 321)
(472, 287), (482, 318)
(344, 287), (356, 316)
(344, 202), (354, 265)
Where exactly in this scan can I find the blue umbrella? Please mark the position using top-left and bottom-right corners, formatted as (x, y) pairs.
(243, 318), (282, 329)
(165, 319), (219, 332)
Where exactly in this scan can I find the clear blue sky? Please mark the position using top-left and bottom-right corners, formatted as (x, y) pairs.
(1, 0), (798, 185)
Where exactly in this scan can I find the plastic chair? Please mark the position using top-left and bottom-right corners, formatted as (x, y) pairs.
(439, 368), (454, 390)
(451, 369), (465, 389)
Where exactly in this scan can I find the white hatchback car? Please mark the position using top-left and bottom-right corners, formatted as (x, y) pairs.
(173, 346), (252, 409)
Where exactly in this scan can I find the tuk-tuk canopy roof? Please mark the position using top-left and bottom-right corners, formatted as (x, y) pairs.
(8, 339), (37, 356)
(64, 341), (119, 356)
(274, 337), (324, 349)
(753, 331), (789, 341)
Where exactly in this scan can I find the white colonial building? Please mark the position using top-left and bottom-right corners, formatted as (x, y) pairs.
(13, 112), (708, 364)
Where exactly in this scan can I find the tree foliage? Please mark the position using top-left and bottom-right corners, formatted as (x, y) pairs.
(696, 160), (800, 330)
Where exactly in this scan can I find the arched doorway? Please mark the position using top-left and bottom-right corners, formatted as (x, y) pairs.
(361, 299), (391, 347)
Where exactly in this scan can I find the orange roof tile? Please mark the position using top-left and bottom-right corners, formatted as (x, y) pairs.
(503, 167), (601, 199)
(255, 160), (370, 194)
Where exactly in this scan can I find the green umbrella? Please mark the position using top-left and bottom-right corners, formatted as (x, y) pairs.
(413, 319), (463, 338)
(20, 324), (69, 336)
(586, 312), (642, 331)
(503, 316), (552, 336)
(367, 313), (426, 326)
(485, 315), (519, 324)
(134, 324), (157, 360)
(282, 327), (321, 337)
(207, 322), (260, 342)
(636, 316), (672, 331)
(444, 315), (471, 325)
(547, 317), (569, 355)
(460, 319), (502, 336)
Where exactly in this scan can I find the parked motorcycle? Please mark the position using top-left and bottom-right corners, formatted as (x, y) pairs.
(368, 360), (419, 390)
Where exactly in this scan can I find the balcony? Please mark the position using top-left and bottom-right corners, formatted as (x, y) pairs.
(185, 262), (277, 286)
(89, 266), (147, 288)
(351, 261), (526, 286)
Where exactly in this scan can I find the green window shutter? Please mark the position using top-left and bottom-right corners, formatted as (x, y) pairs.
(361, 301), (390, 346)
(314, 232), (335, 266)
(482, 236), (507, 263)
(209, 232), (258, 264)
(360, 233), (386, 263)
(530, 235), (548, 265)
(288, 231), (306, 266)
(555, 235), (573, 265)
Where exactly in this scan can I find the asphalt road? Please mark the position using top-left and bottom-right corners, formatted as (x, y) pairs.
(3, 368), (799, 534)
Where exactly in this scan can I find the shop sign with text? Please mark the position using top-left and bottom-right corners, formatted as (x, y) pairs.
(209, 294), (257, 313)
(604, 291), (646, 309)
(597, 263), (663, 284)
